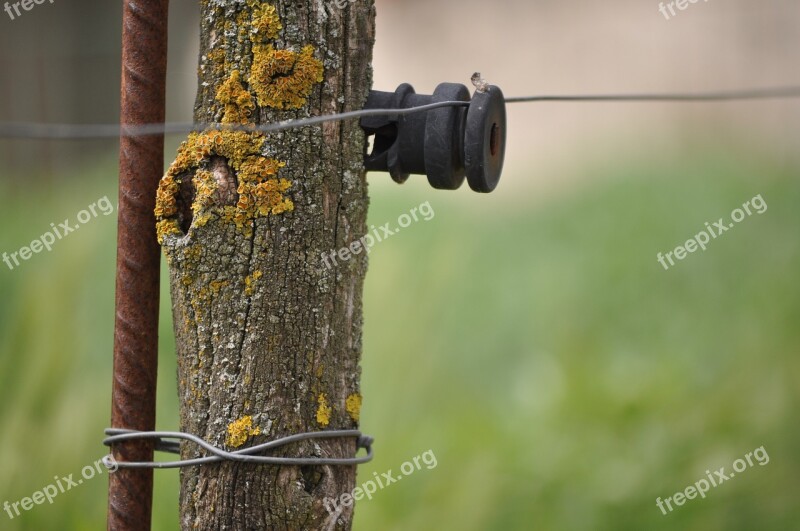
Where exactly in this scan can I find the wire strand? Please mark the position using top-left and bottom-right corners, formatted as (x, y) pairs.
(103, 428), (374, 469)
(505, 86), (800, 103)
(0, 101), (470, 140)
(1, 86), (800, 140)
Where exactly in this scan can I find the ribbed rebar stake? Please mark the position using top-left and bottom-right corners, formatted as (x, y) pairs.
(108, 0), (169, 529)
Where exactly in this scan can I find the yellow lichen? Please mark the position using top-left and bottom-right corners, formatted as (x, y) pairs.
(238, 157), (293, 216)
(156, 7), (311, 242)
(183, 244), (203, 263)
(248, 0), (282, 42)
(196, 286), (212, 304)
(156, 219), (181, 244)
(225, 415), (262, 448)
(204, 48), (227, 78)
(215, 70), (255, 124)
(155, 128), (293, 238)
(191, 168), (219, 229)
(235, 9), (252, 49)
(249, 44), (324, 110)
(192, 169), (218, 215)
(210, 279), (229, 294)
(345, 393), (363, 422)
(316, 393), (332, 426)
(244, 270), (263, 296)
(219, 205), (251, 233)
(154, 174), (179, 219)
(165, 132), (210, 179)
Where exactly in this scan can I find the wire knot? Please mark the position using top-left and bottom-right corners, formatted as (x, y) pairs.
(103, 428), (374, 469)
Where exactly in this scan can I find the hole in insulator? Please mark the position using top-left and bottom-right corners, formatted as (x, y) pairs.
(489, 123), (500, 158)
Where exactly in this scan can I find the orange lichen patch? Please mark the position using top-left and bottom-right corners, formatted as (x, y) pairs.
(215, 70), (255, 124)
(210, 279), (229, 294)
(249, 44), (324, 110)
(205, 48), (227, 78)
(238, 156), (284, 178)
(257, 180), (294, 216)
(219, 205), (250, 232)
(211, 132), (265, 169)
(228, 3), (321, 111)
(155, 129), (293, 239)
(192, 169), (218, 216)
(244, 270), (263, 296)
(238, 156), (293, 217)
(162, 133), (211, 183)
(157, 10), (312, 242)
(225, 415), (262, 448)
(191, 168), (218, 229)
(182, 244), (203, 263)
(161, 71), (266, 180)
(345, 393), (363, 422)
(248, 0), (282, 42)
(154, 174), (180, 219)
(316, 394), (332, 426)
(156, 219), (182, 244)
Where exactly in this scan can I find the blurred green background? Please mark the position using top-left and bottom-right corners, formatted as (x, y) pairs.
(2, 0), (800, 529)
(1, 143), (798, 529)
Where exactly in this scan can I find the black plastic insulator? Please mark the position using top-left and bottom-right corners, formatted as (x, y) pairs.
(361, 82), (507, 193)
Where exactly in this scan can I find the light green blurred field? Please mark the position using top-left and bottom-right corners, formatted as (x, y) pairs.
(0, 144), (798, 530)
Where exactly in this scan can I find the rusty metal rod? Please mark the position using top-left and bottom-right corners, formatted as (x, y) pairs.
(108, 0), (169, 529)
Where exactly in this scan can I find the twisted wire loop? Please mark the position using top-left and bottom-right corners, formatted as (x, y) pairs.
(103, 429), (374, 469)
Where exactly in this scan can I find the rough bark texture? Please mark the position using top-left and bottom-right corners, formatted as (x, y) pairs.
(157, 1), (375, 529)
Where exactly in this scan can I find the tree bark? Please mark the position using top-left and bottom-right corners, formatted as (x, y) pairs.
(155, 1), (375, 529)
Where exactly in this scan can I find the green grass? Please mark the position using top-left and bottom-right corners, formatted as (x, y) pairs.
(0, 145), (798, 530)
